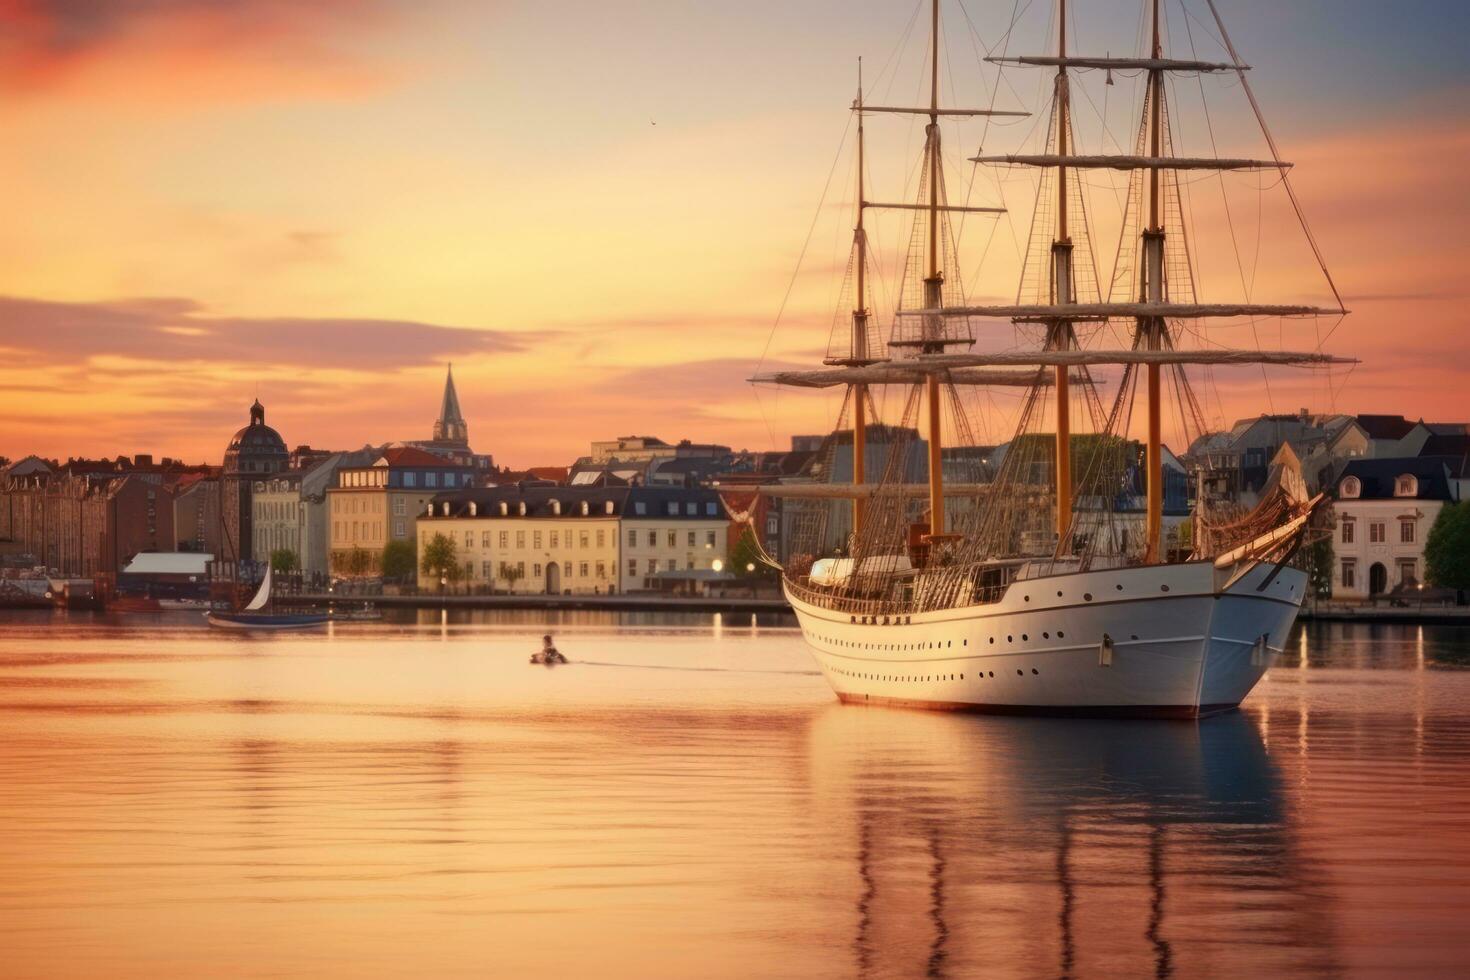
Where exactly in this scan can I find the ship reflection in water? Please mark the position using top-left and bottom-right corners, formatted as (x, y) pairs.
(815, 710), (1321, 978)
(0, 614), (1467, 977)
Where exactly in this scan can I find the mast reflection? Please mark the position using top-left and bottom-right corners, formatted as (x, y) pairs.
(808, 709), (1334, 978)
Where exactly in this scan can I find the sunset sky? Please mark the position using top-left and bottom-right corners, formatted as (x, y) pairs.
(0, 0), (1465, 468)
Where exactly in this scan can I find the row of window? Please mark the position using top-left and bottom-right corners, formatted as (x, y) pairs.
(812, 631), (1070, 653)
(1341, 517), (1416, 545)
(341, 470), (471, 489)
(462, 557), (706, 582)
(254, 501), (303, 521)
(333, 519), (408, 543)
(1340, 559), (1417, 590)
(451, 528), (720, 552)
(830, 666), (1041, 683)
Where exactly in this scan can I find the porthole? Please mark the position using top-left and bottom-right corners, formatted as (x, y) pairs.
(1016, 669), (1023, 676)
(1007, 635), (1013, 642)
(1083, 593), (1093, 602)
(1031, 668), (1039, 675)
(1056, 590), (1063, 597)
(1043, 631), (1049, 639)
(1130, 634), (1139, 640)
(989, 637), (995, 645)
(1022, 633), (1028, 641)
(1057, 631), (1065, 638)
(988, 671), (994, 678)
(963, 639), (969, 647)
(1161, 584), (1170, 592)
(1115, 584), (1123, 591)
(1024, 595), (1030, 602)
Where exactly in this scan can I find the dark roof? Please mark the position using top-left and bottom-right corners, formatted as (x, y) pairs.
(1337, 456), (1458, 501)
(1419, 433), (1470, 459)
(376, 446), (470, 468)
(1354, 414), (1416, 440)
(425, 484), (726, 520)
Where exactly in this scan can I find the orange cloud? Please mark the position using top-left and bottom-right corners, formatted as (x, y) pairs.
(0, 0), (398, 104)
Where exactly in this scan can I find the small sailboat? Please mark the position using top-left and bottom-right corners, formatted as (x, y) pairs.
(206, 564), (329, 630)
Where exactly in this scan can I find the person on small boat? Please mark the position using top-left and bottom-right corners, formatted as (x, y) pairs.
(530, 634), (567, 665)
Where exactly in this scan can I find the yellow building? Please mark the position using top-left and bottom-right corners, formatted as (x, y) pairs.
(327, 447), (474, 576)
(416, 486), (729, 594)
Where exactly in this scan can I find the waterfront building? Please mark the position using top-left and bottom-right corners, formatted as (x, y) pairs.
(172, 475), (220, 554)
(0, 472), (174, 576)
(222, 400), (289, 564)
(327, 446), (475, 576)
(251, 471), (304, 568)
(416, 485), (728, 594)
(571, 436), (735, 487)
(1330, 456), (1464, 599)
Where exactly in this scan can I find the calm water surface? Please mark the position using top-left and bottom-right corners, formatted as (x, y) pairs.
(2, 611), (1469, 978)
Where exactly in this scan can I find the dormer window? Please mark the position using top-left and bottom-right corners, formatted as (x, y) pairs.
(550, 499), (561, 515)
(498, 501), (508, 516)
(518, 501), (527, 516)
(605, 500), (615, 515)
(468, 502), (477, 517)
(580, 501), (590, 516)
(441, 502), (452, 516)
(1395, 474), (1417, 497)
(1340, 476), (1360, 499)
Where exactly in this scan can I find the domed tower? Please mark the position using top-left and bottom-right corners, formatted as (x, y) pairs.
(222, 399), (288, 563)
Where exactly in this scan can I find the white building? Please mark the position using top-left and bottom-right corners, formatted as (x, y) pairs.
(416, 485), (729, 594)
(1331, 456), (1462, 599)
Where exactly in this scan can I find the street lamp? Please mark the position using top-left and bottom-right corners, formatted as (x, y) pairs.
(711, 559), (724, 573)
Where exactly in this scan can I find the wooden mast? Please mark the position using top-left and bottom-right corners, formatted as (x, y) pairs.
(1143, 0), (1165, 563)
(1051, 0), (1074, 549)
(924, 0), (945, 544)
(852, 59), (868, 538)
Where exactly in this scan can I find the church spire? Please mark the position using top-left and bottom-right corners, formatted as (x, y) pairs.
(432, 363), (468, 446)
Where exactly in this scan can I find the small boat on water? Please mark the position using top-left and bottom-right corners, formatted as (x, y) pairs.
(206, 565), (329, 631)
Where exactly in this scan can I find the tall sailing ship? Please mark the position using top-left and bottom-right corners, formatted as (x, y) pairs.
(742, 0), (1352, 718)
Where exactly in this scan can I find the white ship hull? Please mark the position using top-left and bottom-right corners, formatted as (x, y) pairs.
(788, 559), (1305, 719)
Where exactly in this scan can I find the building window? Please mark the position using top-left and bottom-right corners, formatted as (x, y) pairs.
(634, 502), (646, 515)
(579, 531), (589, 549)
(579, 562), (589, 577)
(534, 531), (543, 549)
(394, 521), (405, 538)
(1370, 522), (1385, 543)
(1341, 520), (1354, 545)
(517, 561), (525, 577)
(685, 502), (696, 515)
(647, 530), (657, 547)
(498, 530), (509, 548)
(666, 502), (678, 516)
(563, 562), (571, 579)
(516, 531), (526, 549)
(706, 502), (718, 516)
(533, 563), (542, 578)
(688, 531), (696, 547)
(1395, 475), (1417, 497)
(667, 530), (677, 548)
(627, 559), (637, 577)
(393, 498), (405, 516)
(481, 531), (491, 547)
(596, 530), (605, 548)
(482, 561), (492, 578)
(628, 529), (636, 547)
(596, 561), (606, 578)
(1340, 476), (1359, 498)
(464, 531), (473, 548)
(1341, 561), (1356, 590)
(1401, 520), (1416, 544)
(646, 558), (657, 575)
(550, 531), (560, 548)
(404, 472), (416, 487)
(1398, 560), (1417, 586)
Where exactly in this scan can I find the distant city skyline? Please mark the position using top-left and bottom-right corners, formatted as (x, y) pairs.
(0, 0), (1465, 467)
